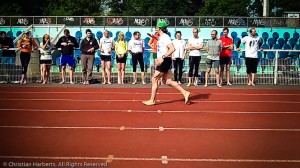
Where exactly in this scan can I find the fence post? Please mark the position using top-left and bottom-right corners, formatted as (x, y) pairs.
(274, 50), (279, 85)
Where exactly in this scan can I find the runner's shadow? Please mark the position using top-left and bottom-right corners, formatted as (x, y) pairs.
(157, 93), (211, 105)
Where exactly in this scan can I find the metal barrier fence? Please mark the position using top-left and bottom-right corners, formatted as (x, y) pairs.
(0, 49), (299, 85)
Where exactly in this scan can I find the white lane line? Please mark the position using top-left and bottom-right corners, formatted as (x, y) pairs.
(0, 91), (300, 96)
(0, 155), (299, 163)
(1, 125), (300, 132)
(0, 98), (300, 104)
(0, 108), (300, 114)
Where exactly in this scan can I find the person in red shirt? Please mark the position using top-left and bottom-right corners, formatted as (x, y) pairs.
(219, 27), (234, 86)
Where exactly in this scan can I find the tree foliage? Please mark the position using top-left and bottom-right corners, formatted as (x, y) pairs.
(45, 0), (103, 16)
(107, 0), (204, 16)
(198, 0), (251, 16)
(0, 0), (299, 17)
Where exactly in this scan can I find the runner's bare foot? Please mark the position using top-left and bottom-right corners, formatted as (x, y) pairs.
(184, 91), (190, 104)
(142, 100), (155, 106)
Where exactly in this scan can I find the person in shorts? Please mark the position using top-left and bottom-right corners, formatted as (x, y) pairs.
(56, 29), (79, 84)
(40, 34), (55, 84)
(205, 30), (222, 87)
(142, 20), (190, 106)
(99, 30), (114, 84)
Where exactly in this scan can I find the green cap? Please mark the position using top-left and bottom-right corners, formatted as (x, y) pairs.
(156, 20), (167, 28)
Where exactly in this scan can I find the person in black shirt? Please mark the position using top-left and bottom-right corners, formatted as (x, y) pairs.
(0, 31), (15, 57)
(56, 29), (79, 84)
(80, 29), (99, 85)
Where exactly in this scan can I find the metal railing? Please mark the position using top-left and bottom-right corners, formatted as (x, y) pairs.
(0, 48), (299, 85)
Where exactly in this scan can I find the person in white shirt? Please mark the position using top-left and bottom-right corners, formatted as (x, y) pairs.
(142, 20), (190, 106)
(172, 31), (187, 85)
(237, 28), (262, 86)
(99, 30), (114, 84)
(205, 30), (222, 88)
(39, 34), (54, 84)
(128, 31), (146, 85)
(187, 28), (203, 86)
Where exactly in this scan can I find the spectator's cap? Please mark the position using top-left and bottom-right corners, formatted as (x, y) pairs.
(23, 31), (30, 34)
(156, 20), (167, 28)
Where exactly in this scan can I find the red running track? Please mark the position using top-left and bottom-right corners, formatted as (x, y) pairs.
(0, 87), (300, 168)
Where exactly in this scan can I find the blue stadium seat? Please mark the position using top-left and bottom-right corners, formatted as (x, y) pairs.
(144, 37), (151, 49)
(55, 57), (60, 65)
(293, 32), (299, 41)
(258, 51), (262, 59)
(7, 31), (13, 38)
(262, 44), (270, 50)
(283, 44), (291, 50)
(273, 44), (281, 49)
(231, 32), (237, 40)
(262, 44), (269, 58)
(272, 32), (279, 41)
(143, 50), (151, 59)
(267, 38), (275, 48)
(262, 32), (269, 43)
(109, 31), (113, 38)
(94, 57), (101, 65)
(74, 50), (82, 58)
(231, 51), (239, 60)
(92, 33), (95, 38)
(279, 51), (288, 59)
(96, 31), (103, 40)
(267, 52), (275, 59)
(289, 38), (297, 49)
(278, 38), (285, 48)
(143, 51), (151, 66)
(295, 44), (300, 50)
(234, 37), (240, 46)
(283, 32), (290, 42)
(96, 50), (101, 57)
(16, 31), (22, 37)
(260, 57), (266, 65)
(167, 32), (171, 37)
(75, 31), (82, 40)
(114, 37), (118, 42)
(241, 51), (245, 58)
(220, 32), (224, 37)
(125, 31), (132, 41)
(241, 32), (248, 38)
(116, 31), (121, 38)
